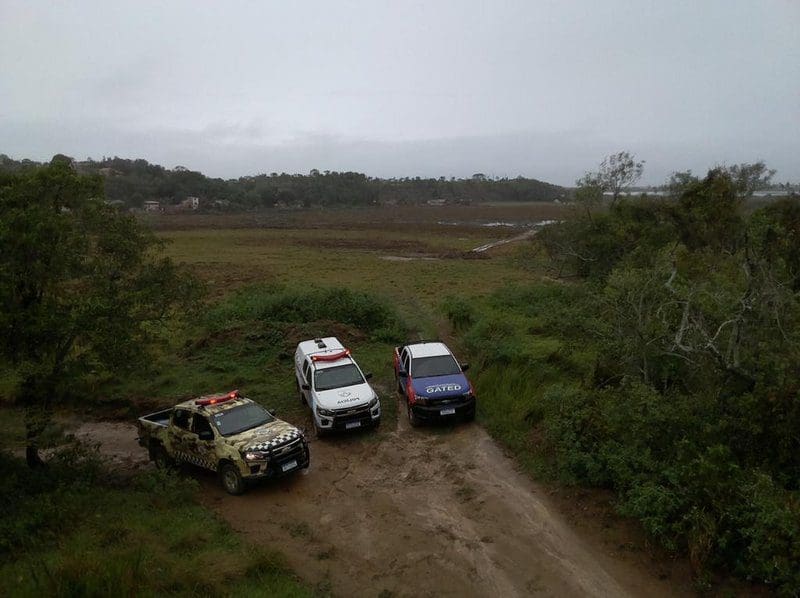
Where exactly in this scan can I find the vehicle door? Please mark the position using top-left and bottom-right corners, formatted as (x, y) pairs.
(399, 348), (411, 393)
(301, 360), (313, 407)
(189, 413), (218, 472)
(168, 408), (194, 462)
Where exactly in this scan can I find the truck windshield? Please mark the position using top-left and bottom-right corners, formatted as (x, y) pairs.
(212, 403), (274, 436)
(411, 355), (461, 378)
(314, 364), (364, 391)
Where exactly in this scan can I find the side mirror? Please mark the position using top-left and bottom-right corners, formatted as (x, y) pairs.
(365, 372), (373, 380)
(397, 369), (407, 378)
(301, 383), (310, 391)
(198, 430), (213, 441)
(460, 363), (470, 372)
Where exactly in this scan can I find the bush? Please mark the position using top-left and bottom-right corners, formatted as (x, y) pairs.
(206, 284), (406, 342)
(441, 296), (474, 332)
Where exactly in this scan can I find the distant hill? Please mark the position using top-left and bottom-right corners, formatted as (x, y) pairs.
(0, 154), (566, 210)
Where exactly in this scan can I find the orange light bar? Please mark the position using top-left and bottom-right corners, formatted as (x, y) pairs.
(196, 389), (240, 406)
(311, 349), (350, 362)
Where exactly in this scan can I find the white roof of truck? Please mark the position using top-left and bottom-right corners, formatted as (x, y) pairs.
(297, 337), (355, 370)
(407, 341), (452, 358)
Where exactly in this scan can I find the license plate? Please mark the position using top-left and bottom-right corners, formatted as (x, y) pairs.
(440, 407), (456, 416)
(345, 421), (361, 429)
(281, 460), (297, 472)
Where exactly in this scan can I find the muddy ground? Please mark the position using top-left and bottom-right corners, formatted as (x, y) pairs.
(76, 401), (692, 598)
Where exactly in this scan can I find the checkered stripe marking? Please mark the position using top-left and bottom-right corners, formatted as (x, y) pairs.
(175, 451), (217, 471)
(249, 429), (301, 452)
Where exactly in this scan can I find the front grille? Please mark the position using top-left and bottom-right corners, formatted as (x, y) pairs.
(270, 439), (307, 469)
(331, 403), (374, 430)
(430, 395), (470, 406)
(333, 404), (371, 418)
(271, 437), (303, 458)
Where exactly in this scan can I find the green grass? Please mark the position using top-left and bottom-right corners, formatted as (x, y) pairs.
(0, 451), (311, 598)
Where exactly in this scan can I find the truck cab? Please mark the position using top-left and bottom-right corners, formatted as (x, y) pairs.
(138, 390), (309, 495)
(295, 337), (381, 436)
(394, 341), (476, 426)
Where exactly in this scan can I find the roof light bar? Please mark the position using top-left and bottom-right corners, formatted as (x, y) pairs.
(311, 349), (350, 362)
(196, 389), (240, 406)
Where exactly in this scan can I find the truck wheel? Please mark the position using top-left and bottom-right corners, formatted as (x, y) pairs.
(152, 445), (174, 470)
(463, 408), (476, 423)
(220, 463), (245, 495)
(407, 403), (420, 428)
(314, 419), (328, 439)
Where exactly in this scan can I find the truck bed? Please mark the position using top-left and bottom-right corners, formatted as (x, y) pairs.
(137, 408), (172, 449)
(139, 408), (171, 427)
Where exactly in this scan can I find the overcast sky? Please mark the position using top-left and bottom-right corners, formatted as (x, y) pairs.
(1, 1), (798, 185)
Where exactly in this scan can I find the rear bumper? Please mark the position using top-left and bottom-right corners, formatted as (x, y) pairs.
(411, 395), (475, 421)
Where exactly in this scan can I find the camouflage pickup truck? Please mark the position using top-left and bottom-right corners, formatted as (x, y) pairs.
(138, 390), (309, 495)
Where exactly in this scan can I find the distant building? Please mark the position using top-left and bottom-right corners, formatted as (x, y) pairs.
(180, 196), (200, 210)
(143, 200), (161, 212)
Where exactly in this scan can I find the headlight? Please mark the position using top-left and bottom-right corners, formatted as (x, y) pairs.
(462, 391), (474, 398)
(415, 395), (429, 405)
(316, 406), (334, 416)
(369, 396), (379, 408)
(244, 451), (268, 461)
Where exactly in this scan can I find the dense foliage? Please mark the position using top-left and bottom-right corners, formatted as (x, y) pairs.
(453, 166), (800, 592)
(0, 154), (565, 209)
(0, 158), (200, 464)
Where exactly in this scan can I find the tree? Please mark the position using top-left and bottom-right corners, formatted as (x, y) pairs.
(0, 157), (200, 467)
(578, 151), (645, 205)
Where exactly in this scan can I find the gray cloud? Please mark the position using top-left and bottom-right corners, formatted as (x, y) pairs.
(1, 0), (798, 185)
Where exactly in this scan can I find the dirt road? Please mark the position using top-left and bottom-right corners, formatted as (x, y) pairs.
(79, 408), (687, 597)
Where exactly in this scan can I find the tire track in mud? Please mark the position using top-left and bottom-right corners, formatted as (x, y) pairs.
(75, 413), (687, 597)
(198, 401), (684, 597)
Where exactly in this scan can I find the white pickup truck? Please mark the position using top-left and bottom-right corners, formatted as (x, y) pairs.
(294, 337), (381, 436)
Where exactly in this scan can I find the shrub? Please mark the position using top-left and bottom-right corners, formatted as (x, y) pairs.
(206, 284), (406, 342)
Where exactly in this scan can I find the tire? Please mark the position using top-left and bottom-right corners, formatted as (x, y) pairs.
(152, 445), (174, 470)
(407, 403), (421, 428)
(314, 419), (328, 439)
(463, 408), (476, 423)
(219, 462), (245, 495)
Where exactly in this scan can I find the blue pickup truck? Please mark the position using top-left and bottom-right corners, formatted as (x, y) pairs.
(393, 341), (476, 426)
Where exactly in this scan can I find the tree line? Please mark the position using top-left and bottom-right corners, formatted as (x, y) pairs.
(0, 154), (565, 209)
(535, 158), (800, 591)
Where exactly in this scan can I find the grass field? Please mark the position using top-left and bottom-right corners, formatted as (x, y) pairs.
(66, 203), (566, 420)
(142, 205), (563, 417)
